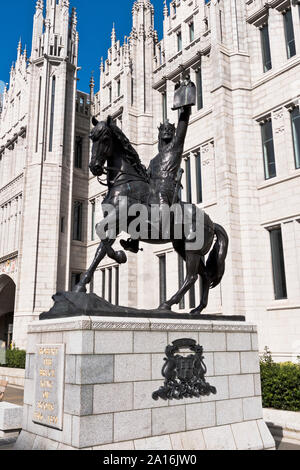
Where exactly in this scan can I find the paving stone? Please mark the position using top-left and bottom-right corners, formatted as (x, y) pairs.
(231, 421), (264, 450)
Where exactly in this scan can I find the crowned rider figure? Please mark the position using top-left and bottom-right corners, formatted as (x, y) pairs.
(121, 73), (196, 254)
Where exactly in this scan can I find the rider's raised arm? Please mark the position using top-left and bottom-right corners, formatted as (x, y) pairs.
(174, 106), (191, 153)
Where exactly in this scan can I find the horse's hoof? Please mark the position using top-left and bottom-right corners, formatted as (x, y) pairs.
(115, 250), (127, 264)
(73, 284), (87, 294)
(190, 307), (204, 316)
(158, 303), (172, 311)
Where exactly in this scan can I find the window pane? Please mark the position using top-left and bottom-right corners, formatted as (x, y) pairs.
(196, 69), (203, 110)
(159, 254), (167, 305)
(91, 201), (96, 240)
(269, 228), (287, 300)
(291, 108), (300, 169)
(108, 268), (112, 303)
(189, 23), (194, 43)
(177, 32), (182, 52)
(283, 9), (296, 59)
(49, 77), (56, 152)
(260, 25), (272, 72)
(185, 158), (192, 203)
(115, 266), (119, 306)
(189, 284), (196, 309)
(162, 92), (167, 121)
(101, 269), (106, 299)
(75, 136), (83, 169)
(195, 152), (203, 204)
(178, 255), (185, 310)
(261, 121), (276, 179)
(73, 201), (83, 241)
(71, 273), (81, 290)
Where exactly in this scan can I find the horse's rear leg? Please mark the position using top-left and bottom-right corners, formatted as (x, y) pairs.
(190, 278), (210, 315)
(190, 259), (210, 315)
(159, 252), (201, 311)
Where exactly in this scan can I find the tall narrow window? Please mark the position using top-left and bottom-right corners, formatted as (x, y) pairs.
(269, 227), (287, 300)
(109, 85), (112, 104)
(177, 31), (182, 52)
(196, 69), (203, 110)
(91, 200), (96, 241)
(115, 266), (119, 306)
(73, 201), (83, 241)
(101, 269), (106, 299)
(260, 24), (272, 72)
(131, 76), (134, 105)
(158, 254), (167, 305)
(185, 158), (192, 204)
(189, 284), (196, 309)
(178, 255), (185, 310)
(261, 120), (276, 179)
(195, 151), (203, 204)
(35, 77), (42, 153)
(75, 136), (83, 169)
(49, 76), (56, 152)
(189, 22), (194, 43)
(108, 267), (112, 303)
(162, 91), (167, 122)
(291, 107), (300, 169)
(283, 9), (296, 59)
(117, 79), (121, 97)
(71, 273), (82, 290)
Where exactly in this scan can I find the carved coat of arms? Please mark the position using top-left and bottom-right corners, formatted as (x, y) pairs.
(152, 338), (217, 401)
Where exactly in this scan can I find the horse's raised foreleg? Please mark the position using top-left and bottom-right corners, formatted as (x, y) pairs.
(159, 252), (201, 311)
(73, 241), (113, 293)
(96, 209), (127, 265)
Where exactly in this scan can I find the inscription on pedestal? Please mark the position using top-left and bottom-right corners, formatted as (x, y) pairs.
(33, 344), (65, 430)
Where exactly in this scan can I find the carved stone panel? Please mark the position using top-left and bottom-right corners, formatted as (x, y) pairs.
(33, 344), (65, 430)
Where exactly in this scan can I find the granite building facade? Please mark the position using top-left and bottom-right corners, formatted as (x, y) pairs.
(0, 0), (300, 362)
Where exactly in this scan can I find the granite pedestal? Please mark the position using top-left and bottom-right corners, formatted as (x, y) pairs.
(15, 316), (275, 450)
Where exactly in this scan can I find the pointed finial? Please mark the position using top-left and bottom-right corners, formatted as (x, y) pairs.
(71, 7), (77, 26)
(111, 23), (116, 43)
(164, 0), (168, 17)
(36, 0), (44, 10)
(90, 71), (95, 89)
(17, 38), (22, 58)
(100, 57), (104, 72)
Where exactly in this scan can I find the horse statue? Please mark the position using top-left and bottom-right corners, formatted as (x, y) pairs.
(73, 78), (228, 316)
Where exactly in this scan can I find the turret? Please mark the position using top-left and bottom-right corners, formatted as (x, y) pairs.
(31, 0), (78, 64)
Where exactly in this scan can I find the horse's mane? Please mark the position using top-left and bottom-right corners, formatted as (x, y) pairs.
(109, 121), (148, 181)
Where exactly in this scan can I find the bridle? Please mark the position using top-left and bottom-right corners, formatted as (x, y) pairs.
(97, 165), (149, 188)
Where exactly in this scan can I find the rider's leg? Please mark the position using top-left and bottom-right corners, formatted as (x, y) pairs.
(159, 251), (201, 310)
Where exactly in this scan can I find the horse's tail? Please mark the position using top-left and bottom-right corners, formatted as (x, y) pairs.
(206, 223), (229, 289)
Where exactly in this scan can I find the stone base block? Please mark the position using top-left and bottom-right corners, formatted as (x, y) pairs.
(15, 316), (275, 450)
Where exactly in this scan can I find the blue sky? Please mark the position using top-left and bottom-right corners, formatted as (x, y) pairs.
(0, 0), (165, 94)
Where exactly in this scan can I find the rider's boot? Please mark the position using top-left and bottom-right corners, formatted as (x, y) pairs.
(120, 238), (140, 254)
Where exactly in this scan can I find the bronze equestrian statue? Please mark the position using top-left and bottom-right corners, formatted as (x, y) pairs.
(73, 76), (228, 315)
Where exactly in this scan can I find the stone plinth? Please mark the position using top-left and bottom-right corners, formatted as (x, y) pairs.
(0, 402), (23, 439)
(15, 316), (275, 450)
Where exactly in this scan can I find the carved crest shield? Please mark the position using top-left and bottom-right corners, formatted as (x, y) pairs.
(152, 338), (217, 401)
